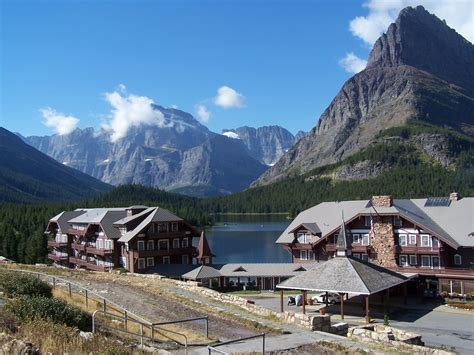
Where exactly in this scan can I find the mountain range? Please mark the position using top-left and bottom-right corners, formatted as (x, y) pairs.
(255, 6), (474, 186)
(0, 127), (110, 203)
(23, 107), (300, 196)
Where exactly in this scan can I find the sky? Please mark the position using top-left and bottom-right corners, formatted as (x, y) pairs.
(1, 0), (473, 138)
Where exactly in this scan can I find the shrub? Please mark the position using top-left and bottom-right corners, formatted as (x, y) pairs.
(6, 296), (92, 331)
(0, 308), (17, 332)
(383, 314), (390, 326)
(0, 272), (52, 298)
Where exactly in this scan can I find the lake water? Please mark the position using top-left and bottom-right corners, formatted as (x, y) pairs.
(204, 215), (292, 264)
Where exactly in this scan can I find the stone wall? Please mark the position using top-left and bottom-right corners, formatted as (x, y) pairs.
(370, 216), (397, 267)
(371, 195), (393, 207)
(348, 325), (453, 355)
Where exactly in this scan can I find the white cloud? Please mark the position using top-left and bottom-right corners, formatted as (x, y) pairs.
(102, 87), (172, 142)
(214, 86), (245, 109)
(195, 104), (211, 123)
(339, 52), (368, 73)
(40, 107), (79, 135)
(350, 0), (474, 45)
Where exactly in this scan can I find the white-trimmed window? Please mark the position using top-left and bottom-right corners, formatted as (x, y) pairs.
(137, 240), (145, 251)
(182, 238), (189, 248)
(393, 216), (402, 227)
(147, 257), (155, 267)
(409, 234), (417, 245)
(138, 258), (146, 269)
(432, 256), (440, 269)
(352, 234), (361, 244)
(300, 250), (308, 261)
(182, 255), (189, 264)
(158, 239), (169, 250)
(173, 238), (180, 249)
(308, 251), (314, 260)
(421, 255), (431, 267)
(409, 255), (417, 266)
(163, 256), (170, 264)
(171, 223), (179, 232)
(432, 237), (439, 248)
(399, 255), (408, 267)
(297, 232), (310, 244)
(454, 254), (462, 266)
(421, 234), (431, 247)
(399, 234), (408, 246)
(158, 223), (167, 232)
(147, 240), (154, 251)
(362, 234), (370, 246)
(364, 216), (371, 227)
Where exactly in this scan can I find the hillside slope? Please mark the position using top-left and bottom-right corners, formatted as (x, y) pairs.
(0, 127), (110, 203)
(255, 6), (474, 186)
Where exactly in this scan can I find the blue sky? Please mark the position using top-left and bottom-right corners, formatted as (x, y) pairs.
(1, 0), (472, 137)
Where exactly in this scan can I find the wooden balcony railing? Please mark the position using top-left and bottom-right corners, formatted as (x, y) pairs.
(69, 257), (88, 266)
(388, 266), (474, 278)
(48, 253), (69, 261)
(47, 240), (68, 248)
(392, 245), (443, 254)
(85, 246), (114, 256)
(71, 242), (86, 251)
(136, 247), (195, 258)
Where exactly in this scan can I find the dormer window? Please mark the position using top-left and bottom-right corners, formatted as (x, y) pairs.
(454, 254), (462, 266)
(297, 232), (310, 244)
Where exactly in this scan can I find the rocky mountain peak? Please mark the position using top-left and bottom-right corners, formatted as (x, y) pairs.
(367, 6), (474, 94)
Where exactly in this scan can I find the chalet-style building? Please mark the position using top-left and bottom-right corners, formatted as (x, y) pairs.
(277, 194), (474, 296)
(46, 206), (206, 273)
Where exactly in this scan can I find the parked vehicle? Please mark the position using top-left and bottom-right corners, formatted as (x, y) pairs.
(312, 293), (341, 304)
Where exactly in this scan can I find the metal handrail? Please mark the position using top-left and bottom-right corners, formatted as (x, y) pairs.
(152, 316), (209, 338)
(207, 333), (265, 355)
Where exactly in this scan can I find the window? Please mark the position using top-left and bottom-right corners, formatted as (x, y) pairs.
(454, 254), (462, 265)
(138, 258), (146, 269)
(399, 255), (408, 266)
(171, 223), (178, 232)
(173, 239), (180, 249)
(147, 240), (154, 251)
(158, 223), (167, 232)
(361, 254), (369, 262)
(158, 240), (169, 250)
(308, 251), (314, 260)
(182, 255), (189, 264)
(409, 234), (417, 245)
(398, 234), (407, 246)
(432, 256), (440, 269)
(362, 234), (370, 246)
(300, 250), (308, 261)
(352, 234), (361, 244)
(364, 216), (371, 227)
(393, 216), (402, 227)
(147, 257), (154, 267)
(297, 232), (310, 244)
(421, 234), (431, 247)
(421, 255), (431, 267)
(137, 240), (145, 251)
(163, 256), (170, 264)
(353, 253), (361, 259)
(182, 238), (189, 248)
(409, 255), (417, 265)
(432, 237), (439, 248)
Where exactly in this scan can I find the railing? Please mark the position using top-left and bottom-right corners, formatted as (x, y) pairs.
(85, 246), (114, 256)
(207, 333), (265, 354)
(136, 247), (195, 258)
(71, 242), (86, 251)
(48, 253), (69, 261)
(0, 269), (210, 350)
(47, 240), (68, 247)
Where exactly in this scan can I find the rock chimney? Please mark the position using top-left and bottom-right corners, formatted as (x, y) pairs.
(449, 192), (461, 201)
(371, 195), (393, 208)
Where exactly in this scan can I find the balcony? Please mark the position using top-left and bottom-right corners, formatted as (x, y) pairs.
(69, 257), (88, 266)
(85, 246), (114, 256)
(325, 244), (336, 252)
(48, 253), (69, 261)
(392, 245), (443, 254)
(67, 228), (86, 236)
(85, 263), (113, 272)
(47, 240), (68, 248)
(136, 247), (195, 258)
(71, 242), (86, 251)
(388, 266), (474, 278)
(352, 244), (370, 253)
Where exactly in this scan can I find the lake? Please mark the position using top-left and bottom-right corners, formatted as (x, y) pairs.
(203, 215), (292, 264)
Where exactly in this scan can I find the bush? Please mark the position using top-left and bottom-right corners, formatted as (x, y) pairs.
(6, 296), (92, 331)
(0, 308), (17, 332)
(0, 272), (52, 298)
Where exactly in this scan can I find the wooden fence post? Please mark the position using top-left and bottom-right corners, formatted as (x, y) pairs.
(68, 282), (72, 297)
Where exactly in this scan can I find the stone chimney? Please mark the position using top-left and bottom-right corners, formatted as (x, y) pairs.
(371, 195), (393, 207)
(449, 192), (461, 201)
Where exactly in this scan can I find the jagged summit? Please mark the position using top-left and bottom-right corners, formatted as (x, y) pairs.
(367, 6), (474, 94)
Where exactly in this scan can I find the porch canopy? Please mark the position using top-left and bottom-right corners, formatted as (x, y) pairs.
(277, 257), (410, 322)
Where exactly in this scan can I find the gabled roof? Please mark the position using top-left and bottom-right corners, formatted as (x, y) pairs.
(47, 210), (87, 234)
(277, 257), (409, 295)
(113, 207), (155, 226)
(100, 210), (128, 239)
(182, 265), (222, 280)
(277, 197), (474, 248)
(289, 222), (321, 235)
(117, 207), (186, 243)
